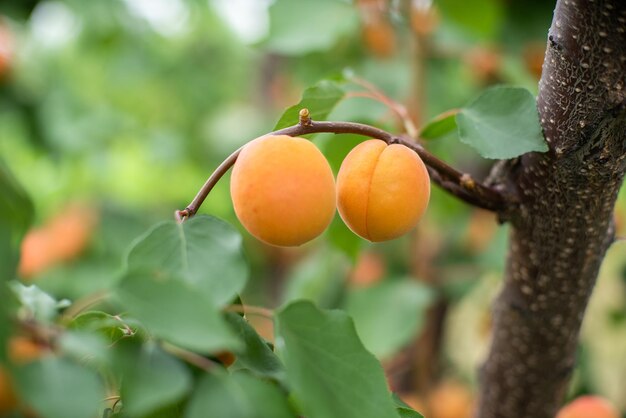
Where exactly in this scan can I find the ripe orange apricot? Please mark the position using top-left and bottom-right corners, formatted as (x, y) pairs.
(0, 366), (18, 415)
(336, 139), (430, 242)
(230, 135), (336, 247)
(556, 396), (620, 418)
(8, 336), (45, 365)
(19, 204), (97, 279)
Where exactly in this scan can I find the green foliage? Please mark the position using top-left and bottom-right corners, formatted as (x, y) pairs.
(419, 111), (458, 140)
(456, 86), (548, 158)
(116, 269), (241, 353)
(225, 313), (285, 381)
(186, 370), (295, 418)
(282, 248), (349, 308)
(117, 343), (192, 417)
(13, 357), (105, 418)
(275, 301), (399, 418)
(3, 0), (621, 416)
(124, 216), (248, 307)
(0, 159), (33, 280)
(393, 394), (425, 418)
(274, 79), (346, 130)
(437, 0), (504, 41)
(346, 279), (435, 359)
(265, 0), (358, 55)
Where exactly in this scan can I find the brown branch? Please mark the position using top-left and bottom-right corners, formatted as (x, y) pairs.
(477, 1), (626, 417)
(161, 341), (218, 372)
(175, 109), (507, 221)
(348, 75), (419, 137)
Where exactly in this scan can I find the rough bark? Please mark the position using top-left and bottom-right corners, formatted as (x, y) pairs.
(478, 1), (626, 417)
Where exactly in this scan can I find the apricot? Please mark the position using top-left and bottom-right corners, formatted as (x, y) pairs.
(0, 22), (13, 79)
(8, 336), (45, 365)
(19, 204), (97, 279)
(428, 380), (474, 418)
(336, 139), (430, 242)
(556, 396), (620, 418)
(0, 366), (18, 414)
(230, 135), (336, 247)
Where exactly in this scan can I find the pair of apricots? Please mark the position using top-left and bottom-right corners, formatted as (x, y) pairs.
(230, 134), (431, 247)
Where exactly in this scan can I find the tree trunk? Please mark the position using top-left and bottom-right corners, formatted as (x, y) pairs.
(478, 1), (626, 417)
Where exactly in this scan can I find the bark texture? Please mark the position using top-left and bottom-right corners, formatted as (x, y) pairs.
(478, 1), (626, 417)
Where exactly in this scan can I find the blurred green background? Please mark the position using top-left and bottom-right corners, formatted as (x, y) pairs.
(1, 0), (624, 416)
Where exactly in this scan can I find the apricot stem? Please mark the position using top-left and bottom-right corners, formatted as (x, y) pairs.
(175, 113), (508, 222)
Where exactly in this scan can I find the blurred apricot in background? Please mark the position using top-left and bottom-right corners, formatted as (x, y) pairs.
(19, 204), (98, 279)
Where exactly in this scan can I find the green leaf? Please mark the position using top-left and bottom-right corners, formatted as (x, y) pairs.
(120, 344), (192, 417)
(57, 330), (110, 366)
(0, 158), (34, 280)
(346, 280), (434, 359)
(185, 370), (295, 418)
(13, 357), (105, 418)
(116, 270), (241, 353)
(456, 86), (548, 159)
(437, 0), (504, 41)
(393, 393), (425, 418)
(126, 215), (248, 307)
(225, 313), (285, 380)
(265, 0), (358, 55)
(10, 282), (70, 323)
(282, 248), (349, 308)
(275, 301), (398, 418)
(326, 214), (363, 261)
(315, 132), (365, 176)
(274, 80), (345, 130)
(68, 311), (131, 344)
(419, 111), (458, 140)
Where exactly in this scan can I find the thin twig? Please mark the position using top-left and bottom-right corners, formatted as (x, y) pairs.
(225, 304), (274, 320)
(161, 341), (218, 372)
(349, 75), (419, 138)
(175, 110), (508, 222)
(62, 290), (110, 321)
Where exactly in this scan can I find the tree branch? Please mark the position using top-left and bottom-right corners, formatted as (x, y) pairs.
(477, 1), (626, 417)
(175, 109), (507, 221)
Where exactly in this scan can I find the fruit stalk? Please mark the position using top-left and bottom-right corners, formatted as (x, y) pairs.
(175, 110), (507, 222)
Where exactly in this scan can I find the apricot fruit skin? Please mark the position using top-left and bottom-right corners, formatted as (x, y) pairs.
(556, 396), (620, 418)
(336, 139), (430, 242)
(230, 135), (336, 247)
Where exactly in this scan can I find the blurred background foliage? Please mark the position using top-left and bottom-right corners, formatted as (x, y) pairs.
(0, 0), (624, 416)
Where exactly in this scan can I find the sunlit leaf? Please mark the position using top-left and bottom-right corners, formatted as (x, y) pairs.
(419, 111), (458, 140)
